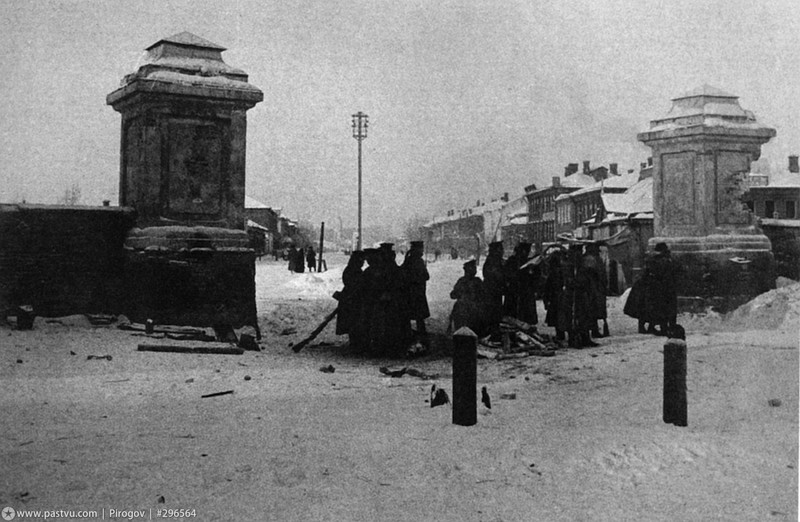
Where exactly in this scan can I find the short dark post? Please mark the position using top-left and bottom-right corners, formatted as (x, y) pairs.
(452, 327), (477, 426)
(317, 221), (325, 272)
(663, 338), (687, 426)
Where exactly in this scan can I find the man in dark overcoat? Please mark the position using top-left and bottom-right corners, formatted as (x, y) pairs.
(643, 242), (681, 335)
(401, 241), (430, 337)
(543, 248), (566, 340)
(560, 244), (597, 347)
(482, 241), (505, 336)
(507, 242), (539, 325)
(336, 250), (367, 350)
(450, 259), (488, 336)
(583, 243), (608, 338)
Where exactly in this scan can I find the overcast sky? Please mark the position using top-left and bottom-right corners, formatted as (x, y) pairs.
(1, 0), (798, 232)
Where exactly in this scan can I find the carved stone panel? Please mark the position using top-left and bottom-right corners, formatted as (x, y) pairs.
(715, 151), (751, 225)
(166, 121), (224, 217)
(662, 152), (696, 226)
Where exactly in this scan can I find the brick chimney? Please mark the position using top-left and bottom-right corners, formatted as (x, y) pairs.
(609, 163), (618, 176)
(565, 163), (579, 177)
(552, 176), (561, 188)
(583, 161), (590, 174)
(789, 155), (799, 173)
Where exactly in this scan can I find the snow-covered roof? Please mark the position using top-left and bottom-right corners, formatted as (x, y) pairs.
(424, 194), (525, 227)
(745, 170), (800, 189)
(765, 171), (800, 188)
(147, 32), (227, 51)
(601, 177), (653, 216)
(245, 195), (271, 209)
(559, 173), (596, 189)
(566, 172), (639, 198)
(246, 219), (269, 231)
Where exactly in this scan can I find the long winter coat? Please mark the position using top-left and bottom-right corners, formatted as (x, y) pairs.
(401, 253), (430, 320)
(482, 252), (505, 327)
(644, 252), (680, 324)
(450, 275), (488, 336)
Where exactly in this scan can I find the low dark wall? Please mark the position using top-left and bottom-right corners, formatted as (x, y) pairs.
(123, 248), (256, 328)
(0, 204), (136, 316)
(763, 223), (800, 281)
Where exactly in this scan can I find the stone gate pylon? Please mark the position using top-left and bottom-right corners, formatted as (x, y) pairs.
(638, 85), (776, 310)
(107, 32), (263, 328)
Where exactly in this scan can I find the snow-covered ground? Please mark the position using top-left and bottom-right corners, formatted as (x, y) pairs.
(0, 254), (797, 521)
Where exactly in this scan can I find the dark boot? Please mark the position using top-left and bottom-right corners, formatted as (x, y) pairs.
(568, 331), (579, 348)
(582, 332), (599, 348)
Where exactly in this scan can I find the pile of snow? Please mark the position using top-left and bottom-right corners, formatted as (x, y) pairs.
(726, 281), (800, 331)
(279, 268), (344, 298)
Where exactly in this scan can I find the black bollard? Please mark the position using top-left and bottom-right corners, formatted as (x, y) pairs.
(663, 338), (687, 427)
(452, 327), (478, 426)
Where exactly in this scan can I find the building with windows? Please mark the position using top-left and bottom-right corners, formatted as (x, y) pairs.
(555, 168), (638, 238)
(744, 156), (800, 279)
(744, 156), (800, 220)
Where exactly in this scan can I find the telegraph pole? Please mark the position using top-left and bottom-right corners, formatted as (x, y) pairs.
(351, 111), (368, 250)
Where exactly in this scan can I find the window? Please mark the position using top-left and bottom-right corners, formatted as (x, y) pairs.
(765, 200), (775, 218)
(745, 200), (754, 212)
(786, 201), (796, 219)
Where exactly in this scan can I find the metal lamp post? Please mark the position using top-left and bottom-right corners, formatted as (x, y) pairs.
(351, 111), (368, 251)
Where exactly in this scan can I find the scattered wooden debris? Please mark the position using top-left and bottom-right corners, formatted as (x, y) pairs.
(201, 390), (234, 399)
(481, 386), (491, 409)
(87, 355), (113, 361)
(166, 332), (216, 342)
(238, 333), (259, 351)
(292, 308), (338, 353)
(213, 324), (238, 343)
(137, 344), (244, 355)
(430, 384), (450, 407)
(379, 366), (407, 378)
(86, 314), (117, 326)
(406, 368), (439, 380)
(319, 364), (335, 373)
(120, 323), (206, 335)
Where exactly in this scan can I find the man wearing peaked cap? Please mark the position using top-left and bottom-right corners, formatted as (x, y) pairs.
(401, 239), (430, 342)
(449, 255), (487, 336)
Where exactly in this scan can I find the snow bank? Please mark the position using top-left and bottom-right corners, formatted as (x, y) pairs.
(726, 281), (800, 331)
(279, 268), (344, 298)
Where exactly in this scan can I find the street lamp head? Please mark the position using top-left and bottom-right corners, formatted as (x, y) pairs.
(352, 111), (368, 140)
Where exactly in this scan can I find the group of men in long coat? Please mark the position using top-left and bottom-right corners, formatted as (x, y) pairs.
(336, 241), (430, 356)
(451, 240), (609, 348)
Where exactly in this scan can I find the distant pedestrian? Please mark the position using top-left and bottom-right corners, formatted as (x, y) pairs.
(306, 246), (316, 272)
(287, 245), (298, 271)
(294, 247), (305, 273)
